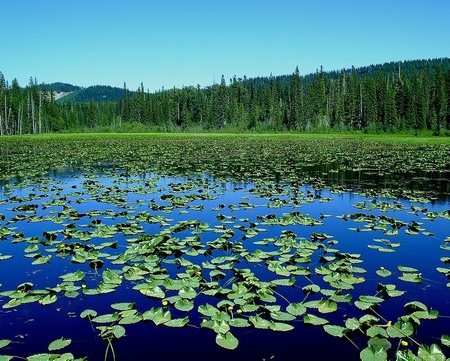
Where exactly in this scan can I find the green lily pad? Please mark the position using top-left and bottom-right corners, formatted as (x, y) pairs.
(112, 325), (126, 339)
(215, 332), (239, 350)
(111, 302), (135, 311)
(59, 270), (85, 282)
(270, 311), (296, 321)
(32, 255), (52, 265)
(91, 313), (119, 323)
(24, 354), (54, 361)
(398, 265), (419, 272)
(386, 320), (414, 338)
(178, 286), (197, 299)
(198, 304), (220, 317)
(404, 300), (427, 313)
(249, 315), (271, 329)
(41, 294), (58, 305)
(119, 314), (142, 325)
(302, 284), (321, 293)
(0, 254), (13, 261)
(318, 300), (337, 314)
(140, 285), (165, 299)
(102, 269), (122, 285)
(345, 317), (360, 331)
(367, 336), (391, 351)
(48, 337), (71, 351)
(286, 302), (307, 316)
(376, 268), (392, 277)
(303, 313), (328, 326)
(360, 345), (387, 361)
(441, 335), (450, 346)
(229, 318), (251, 328)
(175, 299), (194, 312)
(164, 316), (189, 328)
(269, 321), (294, 332)
(398, 273), (422, 283)
(0, 339), (11, 349)
(145, 308), (171, 326)
(323, 325), (347, 337)
(417, 344), (446, 361)
(80, 309), (97, 319)
(366, 326), (388, 338)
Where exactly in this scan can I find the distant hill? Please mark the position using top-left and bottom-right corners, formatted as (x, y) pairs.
(40, 82), (81, 93)
(38, 82), (81, 101)
(38, 57), (449, 104)
(247, 57), (450, 89)
(56, 85), (132, 103)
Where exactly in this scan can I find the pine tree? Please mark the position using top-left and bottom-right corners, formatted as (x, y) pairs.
(121, 82), (131, 123)
(209, 75), (228, 128)
(418, 69), (431, 130)
(384, 76), (398, 130)
(344, 67), (360, 129)
(362, 78), (378, 130)
(289, 66), (302, 130)
(433, 64), (447, 134)
(0, 72), (5, 135)
(11, 78), (22, 134)
(445, 68), (450, 131)
(332, 73), (346, 130)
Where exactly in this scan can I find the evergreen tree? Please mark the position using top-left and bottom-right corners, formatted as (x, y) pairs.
(418, 69), (431, 130)
(289, 66), (302, 130)
(1, 57), (450, 135)
(433, 64), (447, 134)
(362, 77), (378, 130)
(0, 72), (6, 135)
(121, 82), (131, 123)
(445, 69), (450, 130)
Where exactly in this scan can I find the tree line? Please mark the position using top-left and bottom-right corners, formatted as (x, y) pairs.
(1, 58), (449, 135)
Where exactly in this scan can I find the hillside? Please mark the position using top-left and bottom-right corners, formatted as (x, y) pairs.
(57, 85), (132, 103)
(40, 82), (81, 93)
(42, 57), (450, 104)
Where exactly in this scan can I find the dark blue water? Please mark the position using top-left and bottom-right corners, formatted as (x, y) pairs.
(0, 170), (449, 360)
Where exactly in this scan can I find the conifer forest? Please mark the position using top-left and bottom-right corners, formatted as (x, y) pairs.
(0, 58), (449, 135)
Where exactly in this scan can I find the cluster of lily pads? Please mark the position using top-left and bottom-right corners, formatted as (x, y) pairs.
(0, 136), (449, 200)
(0, 337), (79, 361)
(0, 135), (449, 361)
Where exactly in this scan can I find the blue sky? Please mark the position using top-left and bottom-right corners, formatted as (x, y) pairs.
(1, 0), (449, 91)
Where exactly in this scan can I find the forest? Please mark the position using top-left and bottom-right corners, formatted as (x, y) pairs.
(0, 58), (449, 135)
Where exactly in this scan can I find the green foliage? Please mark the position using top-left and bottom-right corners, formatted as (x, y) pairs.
(0, 135), (449, 359)
(1, 58), (450, 135)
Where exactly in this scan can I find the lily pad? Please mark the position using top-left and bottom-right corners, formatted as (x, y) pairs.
(286, 302), (307, 316)
(0, 339), (11, 349)
(48, 337), (71, 351)
(269, 321), (294, 332)
(165, 316), (189, 328)
(323, 325), (347, 337)
(303, 313), (328, 326)
(216, 331), (239, 350)
(360, 345), (387, 361)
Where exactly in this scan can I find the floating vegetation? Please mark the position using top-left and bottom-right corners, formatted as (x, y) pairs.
(0, 135), (449, 360)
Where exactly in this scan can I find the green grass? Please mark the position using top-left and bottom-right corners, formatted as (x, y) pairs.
(7, 131), (449, 145)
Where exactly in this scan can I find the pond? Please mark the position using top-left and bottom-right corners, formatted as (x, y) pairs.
(0, 135), (449, 361)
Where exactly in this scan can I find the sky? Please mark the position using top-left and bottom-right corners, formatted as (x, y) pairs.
(1, 0), (449, 92)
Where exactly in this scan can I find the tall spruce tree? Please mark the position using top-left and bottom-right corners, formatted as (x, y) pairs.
(433, 64), (447, 134)
(289, 66), (302, 130)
